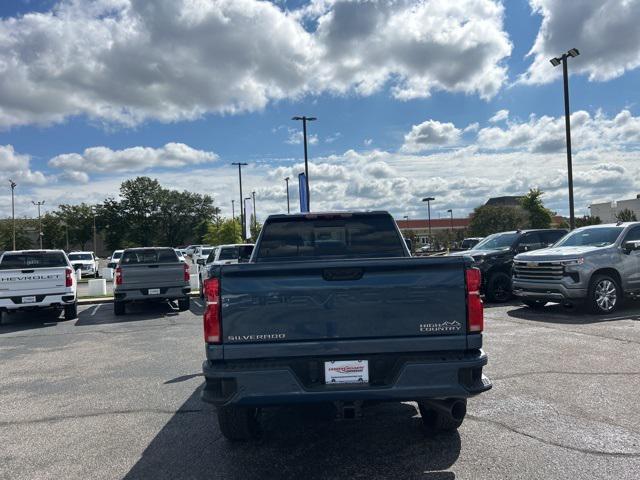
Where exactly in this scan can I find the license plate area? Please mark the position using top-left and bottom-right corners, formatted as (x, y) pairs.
(324, 360), (369, 385)
(22, 296), (36, 303)
(148, 288), (160, 295)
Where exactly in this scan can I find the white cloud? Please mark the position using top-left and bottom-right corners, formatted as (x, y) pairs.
(522, 0), (640, 84)
(489, 109), (509, 123)
(48, 142), (217, 175)
(285, 128), (319, 146)
(477, 109), (640, 152)
(325, 132), (341, 143)
(401, 119), (462, 153)
(0, 0), (512, 128)
(0, 144), (48, 185)
(363, 138), (373, 147)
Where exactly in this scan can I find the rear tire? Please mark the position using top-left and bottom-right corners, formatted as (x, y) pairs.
(486, 272), (512, 303)
(114, 301), (126, 316)
(418, 399), (466, 433)
(587, 274), (622, 314)
(178, 297), (190, 312)
(217, 406), (261, 441)
(64, 302), (78, 320)
(522, 299), (547, 310)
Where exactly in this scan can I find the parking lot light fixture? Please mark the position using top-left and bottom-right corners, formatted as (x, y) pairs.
(232, 163), (248, 238)
(284, 177), (290, 214)
(9, 179), (16, 250)
(550, 47), (580, 230)
(292, 116), (316, 210)
(32, 200), (45, 249)
(422, 197), (435, 238)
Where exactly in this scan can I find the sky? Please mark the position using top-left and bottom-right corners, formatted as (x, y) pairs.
(1, 0), (640, 222)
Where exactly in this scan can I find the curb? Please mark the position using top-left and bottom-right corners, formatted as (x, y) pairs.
(78, 291), (201, 306)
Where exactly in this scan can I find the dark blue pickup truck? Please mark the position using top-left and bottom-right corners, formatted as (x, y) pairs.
(201, 211), (491, 440)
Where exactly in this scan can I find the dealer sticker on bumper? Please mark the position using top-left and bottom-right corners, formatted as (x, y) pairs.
(324, 360), (369, 384)
(22, 296), (36, 303)
(148, 288), (160, 295)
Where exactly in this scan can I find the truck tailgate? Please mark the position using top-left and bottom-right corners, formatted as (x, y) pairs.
(0, 268), (68, 296)
(220, 257), (467, 343)
(119, 264), (184, 288)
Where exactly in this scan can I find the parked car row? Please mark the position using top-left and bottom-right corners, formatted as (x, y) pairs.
(452, 222), (640, 314)
(197, 243), (254, 297)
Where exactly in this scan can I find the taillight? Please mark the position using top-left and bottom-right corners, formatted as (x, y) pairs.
(115, 266), (123, 286)
(184, 262), (190, 282)
(466, 268), (483, 333)
(65, 267), (73, 287)
(203, 278), (221, 344)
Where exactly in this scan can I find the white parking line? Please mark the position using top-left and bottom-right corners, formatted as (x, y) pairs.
(193, 300), (202, 307)
(90, 304), (101, 316)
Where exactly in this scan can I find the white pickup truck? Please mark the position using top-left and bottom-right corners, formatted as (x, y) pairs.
(0, 250), (78, 321)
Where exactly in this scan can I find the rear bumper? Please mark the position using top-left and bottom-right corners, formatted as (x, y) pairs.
(201, 349), (491, 407)
(114, 285), (190, 302)
(512, 279), (586, 303)
(0, 292), (77, 311)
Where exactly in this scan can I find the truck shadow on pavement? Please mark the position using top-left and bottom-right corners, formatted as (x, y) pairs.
(0, 309), (64, 333)
(74, 301), (181, 326)
(506, 302), (640, 324)
(123, 386), (461, 480)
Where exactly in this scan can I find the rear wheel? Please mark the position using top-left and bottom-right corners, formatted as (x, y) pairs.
(418, 399), (466, 433)
(178, 297), (190, 312)
(217, 406), (261, 441)
(587, 274), (622, 314)
(522, 299), (547, 310)
(114, 301), (126, 316)
(486, 272), (512, 303)
(64, 302), (78, 320)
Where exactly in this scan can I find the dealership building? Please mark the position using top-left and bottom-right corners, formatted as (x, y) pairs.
(589, 195), (640, 223)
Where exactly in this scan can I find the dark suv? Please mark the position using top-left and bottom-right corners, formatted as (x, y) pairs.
(451, 229), (567, 302)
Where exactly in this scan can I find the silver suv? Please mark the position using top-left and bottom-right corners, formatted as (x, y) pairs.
(512, 222), (640, 314)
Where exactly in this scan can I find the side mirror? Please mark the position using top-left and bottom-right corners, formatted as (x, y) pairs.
(404, 238), (412, 252)
(197, 258), (205, 265)
(516, 244), (529, 253)
(623, 240), (640, 253)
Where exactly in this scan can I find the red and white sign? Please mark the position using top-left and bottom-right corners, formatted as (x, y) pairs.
(324, 360), (369, 384)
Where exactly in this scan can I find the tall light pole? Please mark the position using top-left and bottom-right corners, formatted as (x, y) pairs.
(244, 196), (251, 239)
(92, 207), (97, 254)
(32, 200), (45, 249)
(231, 199), (235, 221)
(284, 177), (290, 214)
(422, 197), (435, 239)
(232, 162), (248, 239)
(9, 180), (16, 250)
(447, 209), (453, 231)
(251, 191), (257, 233)
(550, 48), (580, 230)
(292, 116), (316, 210)
(403, 215), (409, 221)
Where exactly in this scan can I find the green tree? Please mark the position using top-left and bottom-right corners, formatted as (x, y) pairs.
(119, 177), (163, 246)
(615, 208), (637, 222)
(469, 205), (527, 237)
(575, 216), (602, 228)
(58, 203), (95, 250)
(520, 188), (553, 229)
(249, 215), (262, 243)
(0, 219), (33, 250)
(41, 213), (65, 249)
(204, 218), (242, 245)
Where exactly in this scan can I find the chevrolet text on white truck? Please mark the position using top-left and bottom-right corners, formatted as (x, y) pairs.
(0, 250), (78, 321)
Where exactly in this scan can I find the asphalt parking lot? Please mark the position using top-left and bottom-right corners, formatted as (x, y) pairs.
(1, 300), (639, 480)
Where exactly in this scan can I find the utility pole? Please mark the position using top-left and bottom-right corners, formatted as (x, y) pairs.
(32, 200), (45, 249)
(232, 199), (235, 221)
(447, 209), (453, 231)
(550, 48), (580, 230)
(284, 177), (290, 214)
(9, 180), (16, 250)
(231, 162), (248, 239)
(292, 116), (316, 210)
